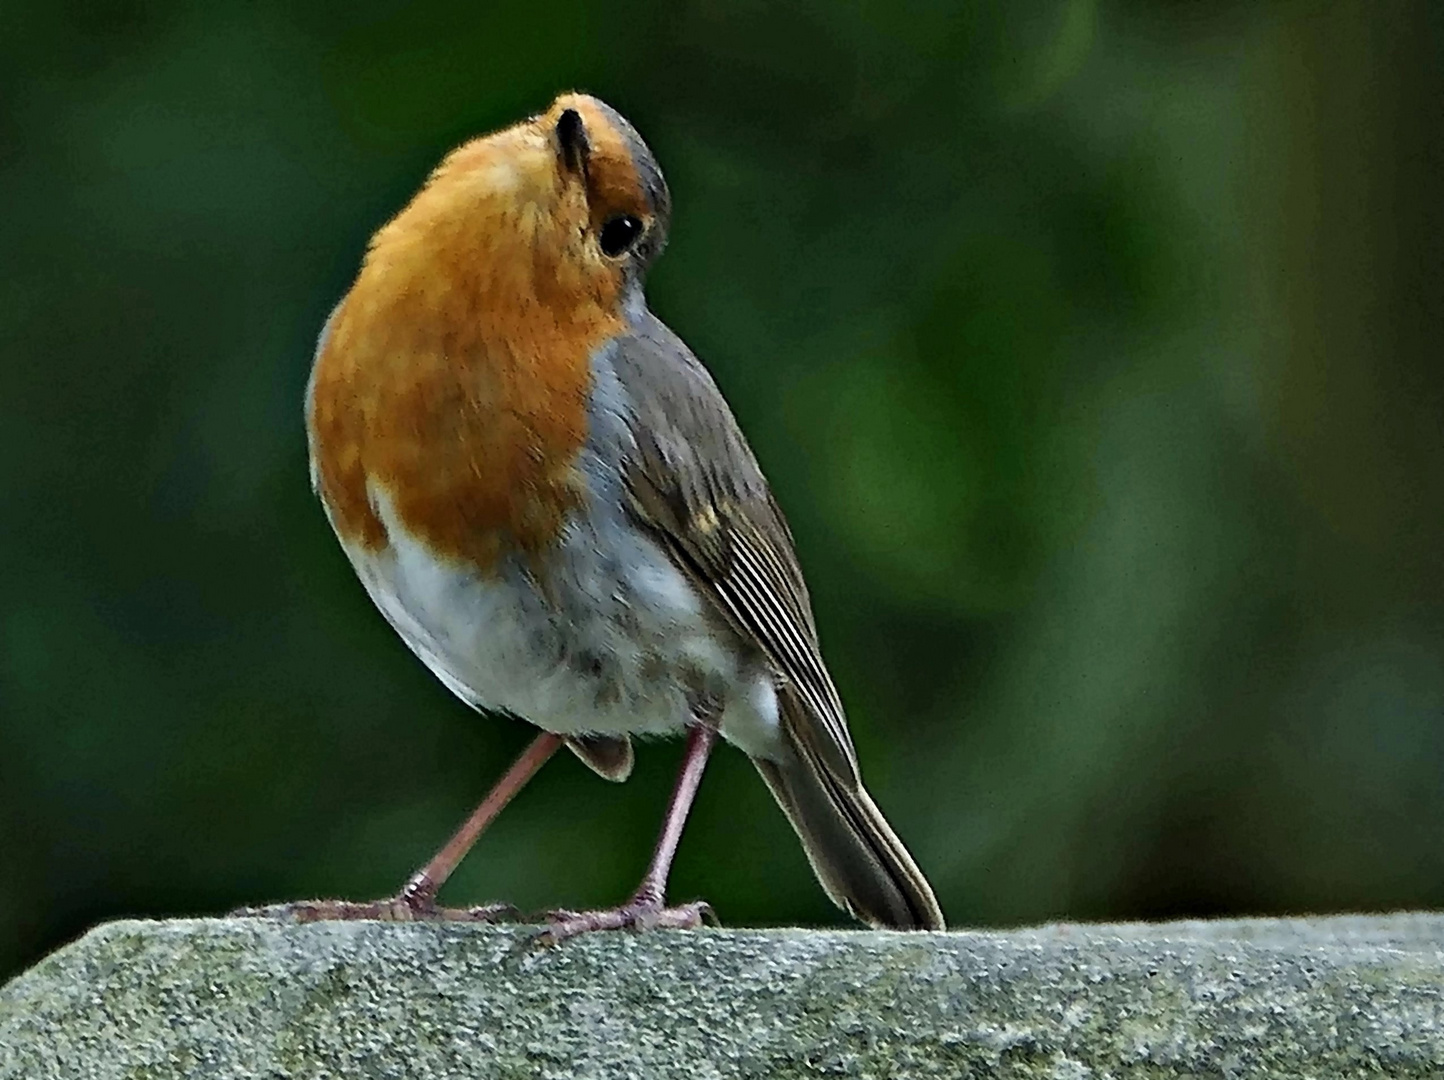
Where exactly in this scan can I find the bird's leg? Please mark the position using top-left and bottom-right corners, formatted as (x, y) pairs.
(541, 723), (718, 942)
(235, 731), (563, 923)
(398, 731), (566, 913)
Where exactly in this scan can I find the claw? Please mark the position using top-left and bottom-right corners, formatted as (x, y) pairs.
(533, 898), (716, 945)
(229, 897), (519, 924)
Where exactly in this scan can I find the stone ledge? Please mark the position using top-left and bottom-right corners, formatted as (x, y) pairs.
(2, 914), (1442, 1078)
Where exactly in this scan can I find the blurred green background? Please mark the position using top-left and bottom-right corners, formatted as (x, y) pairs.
(4, 0), (1443, 981)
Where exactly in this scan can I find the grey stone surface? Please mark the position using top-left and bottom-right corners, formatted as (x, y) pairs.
(2, 914), (1443, 1078)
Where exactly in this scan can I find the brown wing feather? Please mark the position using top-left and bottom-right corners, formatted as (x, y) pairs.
(610, 314), (944, 930)
(622, 415), (859, 782)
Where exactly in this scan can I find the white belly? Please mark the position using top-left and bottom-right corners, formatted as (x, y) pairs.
(339, 485), (784, 760)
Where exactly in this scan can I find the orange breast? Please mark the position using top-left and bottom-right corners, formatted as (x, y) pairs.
(307, 133), (626, 572)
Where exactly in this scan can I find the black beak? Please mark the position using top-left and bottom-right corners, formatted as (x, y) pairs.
(556, 108), (589, 179)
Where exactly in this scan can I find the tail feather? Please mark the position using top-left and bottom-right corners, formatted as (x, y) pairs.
(753, 741), (945, 931)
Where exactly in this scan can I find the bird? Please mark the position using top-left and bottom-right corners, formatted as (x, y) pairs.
(297, 92), (945, 938)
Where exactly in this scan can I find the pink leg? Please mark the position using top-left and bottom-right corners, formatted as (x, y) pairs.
(542, 724), (718, 942)
(237, 731), (564, 922)
(402, 731), (564, 907)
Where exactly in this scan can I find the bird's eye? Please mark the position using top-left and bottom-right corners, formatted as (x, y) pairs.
(599, 214), (644, 257)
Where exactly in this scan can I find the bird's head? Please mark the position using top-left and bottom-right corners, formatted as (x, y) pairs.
(359, 93), (671, 324)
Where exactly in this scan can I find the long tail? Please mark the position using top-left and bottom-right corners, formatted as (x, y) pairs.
(752, 733), (945, 931)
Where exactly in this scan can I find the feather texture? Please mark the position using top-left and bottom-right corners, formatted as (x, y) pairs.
(612, 314), (945, 930)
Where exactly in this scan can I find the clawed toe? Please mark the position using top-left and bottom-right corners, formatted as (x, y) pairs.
(534, 898), (716, 944)
(442, 901), (520, 923)
(229, 899), (399, 922)
(229, 897), (519, 924)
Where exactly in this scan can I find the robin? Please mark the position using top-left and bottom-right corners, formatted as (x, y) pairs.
(298, 92), (945, 938)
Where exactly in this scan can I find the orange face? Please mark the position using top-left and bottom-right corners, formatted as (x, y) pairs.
(307, 93), (664, 571)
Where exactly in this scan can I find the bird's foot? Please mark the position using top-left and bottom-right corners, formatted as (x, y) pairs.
(536, 895), (716, 944)
(231, 877), (517, 924)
